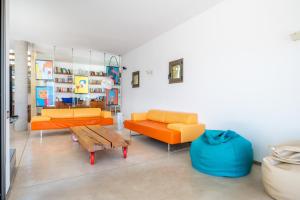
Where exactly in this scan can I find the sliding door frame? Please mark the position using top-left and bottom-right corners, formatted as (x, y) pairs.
(0, 0), (7, 198)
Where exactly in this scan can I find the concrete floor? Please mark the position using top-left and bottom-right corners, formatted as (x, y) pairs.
(9, 127), (272, 200)
(10, 125), (29, 168)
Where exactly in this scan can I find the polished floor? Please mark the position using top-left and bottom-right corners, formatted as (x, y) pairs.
(9, 126), (271, 200)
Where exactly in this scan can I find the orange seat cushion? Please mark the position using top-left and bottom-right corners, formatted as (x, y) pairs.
(31, 117), (113, 130)
(124, 120), (181, 144)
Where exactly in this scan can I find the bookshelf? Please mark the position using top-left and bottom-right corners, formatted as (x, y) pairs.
(33, 55), (122, 114)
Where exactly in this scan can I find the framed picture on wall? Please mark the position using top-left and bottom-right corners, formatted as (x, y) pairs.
(168, 58), (183, 84)
(105, 88), (118, 105)
(35, 60), (53, 80)
(36, 86), (54, 107)
(74, 76), (89, 94)
(106, 66), (120, 85)
(132, 71), (140, 88)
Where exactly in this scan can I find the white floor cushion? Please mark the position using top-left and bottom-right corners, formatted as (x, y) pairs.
(262, 144), (300, 200)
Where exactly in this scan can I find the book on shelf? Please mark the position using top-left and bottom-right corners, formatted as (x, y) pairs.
(90, 71), (106, 76)
(89, 80), (102, 85)
(55, 67), (73, 75)
(89, 88), (105, 93)
(55, 77), (73, 83)
(56, 87), (73, 93)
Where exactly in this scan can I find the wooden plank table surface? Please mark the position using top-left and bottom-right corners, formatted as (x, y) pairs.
(70, 125), (129, 165)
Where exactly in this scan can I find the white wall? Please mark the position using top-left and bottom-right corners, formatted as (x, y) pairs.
(122, 0), (300, 161)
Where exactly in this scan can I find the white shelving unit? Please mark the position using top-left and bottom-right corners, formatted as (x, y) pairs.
(53, 61), (108, 103)
(34, 51), (122, 114)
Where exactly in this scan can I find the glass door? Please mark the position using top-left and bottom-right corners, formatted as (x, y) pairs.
(1, 0), (9, 199)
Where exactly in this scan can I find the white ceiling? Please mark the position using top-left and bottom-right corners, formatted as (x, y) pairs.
(9, 0), (223, 55)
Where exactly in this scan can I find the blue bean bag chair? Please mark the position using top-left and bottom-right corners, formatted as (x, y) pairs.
(190, 130), (253, 178)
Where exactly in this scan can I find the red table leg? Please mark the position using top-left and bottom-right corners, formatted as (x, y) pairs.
(122, 147), (127, 159)
(90, 152), (95, 165)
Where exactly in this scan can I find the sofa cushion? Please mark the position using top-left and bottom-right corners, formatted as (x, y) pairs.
(42, 109), (73, 118)
(31, 116), (51, 122)
(164, 111), (198, 124)
(167, 123), (205, 143)
(124, 120), (181, 144)
(131, 112), (147, 121)
(73, 108), (101, 118)
(146, 110), (165, 122)
(101, 111), (112, 118)
(31, 117), (113, 130)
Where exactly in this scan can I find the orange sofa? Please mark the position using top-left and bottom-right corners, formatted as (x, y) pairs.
(124, 109), (205, 148)
(31, 108), (113, 131)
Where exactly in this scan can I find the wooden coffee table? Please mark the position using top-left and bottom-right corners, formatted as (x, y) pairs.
(70, 125), (129, 165)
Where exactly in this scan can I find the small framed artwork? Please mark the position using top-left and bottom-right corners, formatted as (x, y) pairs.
(35, 60), (53, 80)
(106, 88), (118, 105)
(132, 71), (140, 88)
(106, 66), (120, 85)
(36, 86), (54, 107)
(168, 58), (183, 84)
(74, 76), (89, 94)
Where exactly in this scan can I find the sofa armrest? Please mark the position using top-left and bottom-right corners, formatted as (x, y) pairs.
(101, 111), (112, 118)
(31, 116), (51, 122)
(131, 112), (147, 121)
(167, 123), (205, 143)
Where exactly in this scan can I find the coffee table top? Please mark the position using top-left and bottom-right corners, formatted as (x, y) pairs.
(71, 125), (129, 149)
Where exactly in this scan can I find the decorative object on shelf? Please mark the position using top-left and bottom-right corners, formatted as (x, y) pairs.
(101, 77), (114, 90)
(131, 71), (140, 88)
(36, 86), (54, 107)
(35, 60), (53, 80)
(106, 66), (120, 85)
(74, 76), (89, 94)
(106, 88), (118, 105)
(168, 58), (183, 84)
(62, 97), (74, 104)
